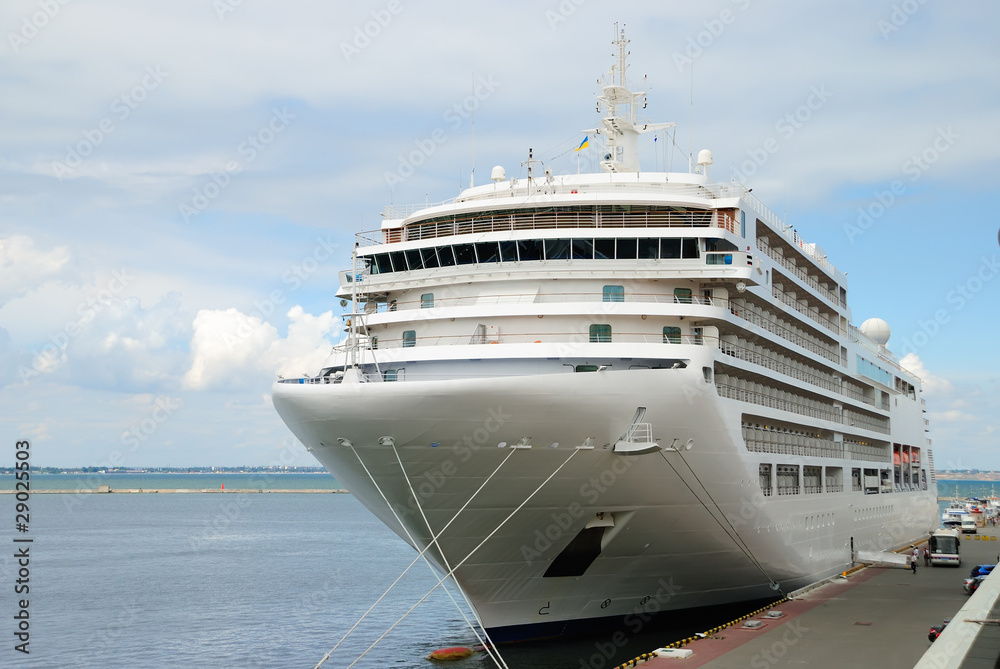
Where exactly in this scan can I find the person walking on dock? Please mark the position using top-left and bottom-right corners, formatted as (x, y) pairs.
(923, 546), (931, 566)
(911, 546), (919, 573)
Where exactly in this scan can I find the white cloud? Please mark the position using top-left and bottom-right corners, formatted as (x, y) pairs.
(0, 235), (71, 303)
(184, 305), (336, 391)
(900, 353), (954, 396)
(63, 293), (189, 391)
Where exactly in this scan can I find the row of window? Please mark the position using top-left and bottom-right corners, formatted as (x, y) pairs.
(390, 324), (688, 348)
(363, 237), (725, 275)
(412, 286), (697, 310)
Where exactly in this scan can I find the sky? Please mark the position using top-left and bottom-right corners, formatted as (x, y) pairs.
(1, 0), (998, 469)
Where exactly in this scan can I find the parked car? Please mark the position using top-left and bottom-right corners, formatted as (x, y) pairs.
(969, 564), (995, 578)
(929, 619), (950, 642)
(964, 575), (989, 594)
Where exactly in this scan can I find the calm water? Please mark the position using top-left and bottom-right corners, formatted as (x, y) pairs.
(5, 490), (700, 669)
(5, 476), (983, 668)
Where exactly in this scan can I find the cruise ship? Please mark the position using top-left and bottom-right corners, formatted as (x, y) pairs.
(272, 30), (938, 642)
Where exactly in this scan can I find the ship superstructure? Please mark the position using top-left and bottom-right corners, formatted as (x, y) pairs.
(272, 30), (937, 641)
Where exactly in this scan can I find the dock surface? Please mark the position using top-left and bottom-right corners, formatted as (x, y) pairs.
(629, 528), (1000, 668)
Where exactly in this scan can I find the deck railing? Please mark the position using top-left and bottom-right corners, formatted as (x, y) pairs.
(365, 209), (739, 247)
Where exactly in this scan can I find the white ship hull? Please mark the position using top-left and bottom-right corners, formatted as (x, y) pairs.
(271, 29), (939, 642)
(273, 359), (938, 639)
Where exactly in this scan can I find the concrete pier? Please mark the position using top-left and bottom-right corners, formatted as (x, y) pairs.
(618, 528), (1000, 668)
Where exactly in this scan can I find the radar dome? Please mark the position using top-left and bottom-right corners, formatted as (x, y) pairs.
(490, 165), (506, 182)
(860, 318), (890, 346)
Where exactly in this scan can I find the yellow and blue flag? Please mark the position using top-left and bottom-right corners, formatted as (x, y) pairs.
(574, 136), (589, 151)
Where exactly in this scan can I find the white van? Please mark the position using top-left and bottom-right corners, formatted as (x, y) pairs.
(962, 517), (978, 534)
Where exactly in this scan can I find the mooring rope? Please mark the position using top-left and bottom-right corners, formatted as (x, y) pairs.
(658, 448), (783, 594)
(312, 444), (518, 669)
(343, 447), (582, 669)
(391, 444), (510, 669)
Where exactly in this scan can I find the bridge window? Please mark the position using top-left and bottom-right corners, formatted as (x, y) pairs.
(661, 238), (681, 259)
(682, 238), (700, 258)
(437, 246), (456, 267)
(517, 239), (543, 261)
(594, 238), (615, 259)
(545, 239), (571, 260)
(475, 242), (500, 264)
(389, 251), (408, 271)
(499, 240), (518, 262)
(454, 243), (476, 265)
(638, 238), (659, 259)
(572, 239), (594, 259)
(616, 238), (638, 259)
(420, 247), (439, 269)
(405, 249), (423, 270)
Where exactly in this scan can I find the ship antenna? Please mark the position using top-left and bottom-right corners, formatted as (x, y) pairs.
(688, 60), (694, 173)
(521, 147), (539, 183)
(469, 71), (476, 188)
(590, 25), (673, 174)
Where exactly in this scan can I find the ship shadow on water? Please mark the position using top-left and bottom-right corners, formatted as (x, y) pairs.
(456, 598), (782, 669)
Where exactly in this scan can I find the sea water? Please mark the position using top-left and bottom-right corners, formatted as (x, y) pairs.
(2, 476), (982, 668)
(4, 488), (694, 668)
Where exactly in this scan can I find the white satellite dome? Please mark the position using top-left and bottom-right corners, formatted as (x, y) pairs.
(859, 318), (891, 346)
